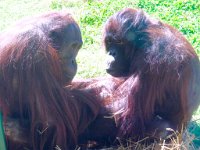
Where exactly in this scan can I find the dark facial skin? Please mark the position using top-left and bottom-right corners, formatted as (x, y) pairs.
(105, 37), (130, 77)
(60, 24), (82, 83)
(50, 23), (83, 83)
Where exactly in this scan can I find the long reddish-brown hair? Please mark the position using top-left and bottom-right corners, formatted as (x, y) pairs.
(73, 8), (200, 147)
(0, 12), (99, 149)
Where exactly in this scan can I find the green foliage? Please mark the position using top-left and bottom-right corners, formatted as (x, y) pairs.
(1, 0), (199, 84)
(51, 0), (63, 9)
(136, 0), (200, 54)
(50, 0), (200, 79)
(79, 0), (139, 45)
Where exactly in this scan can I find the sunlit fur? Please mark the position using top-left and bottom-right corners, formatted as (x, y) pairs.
(73, 8), (200, 146)
(0, 12), (99, 150)
(104, 8), (200, 136)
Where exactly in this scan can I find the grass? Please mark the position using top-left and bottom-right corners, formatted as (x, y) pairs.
(0, 0), (52, 31)
(0, 0), (200, 149)
(49, 0), (200, 79)
(1, 0), (199, 78)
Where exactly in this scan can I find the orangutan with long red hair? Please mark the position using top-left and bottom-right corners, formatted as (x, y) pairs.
(0, 11), (99, 150)
(76, 8), (200, 147)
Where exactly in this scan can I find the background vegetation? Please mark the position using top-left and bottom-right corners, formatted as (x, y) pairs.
(50, 0), (200, 79)
(0, 0), (199, 148)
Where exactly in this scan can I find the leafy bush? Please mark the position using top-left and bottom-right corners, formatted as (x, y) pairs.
(51, 0), (200, 57)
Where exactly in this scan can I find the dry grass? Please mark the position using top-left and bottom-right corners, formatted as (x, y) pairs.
(115, 128), (196, 150)
(77, 128), (197, 150)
